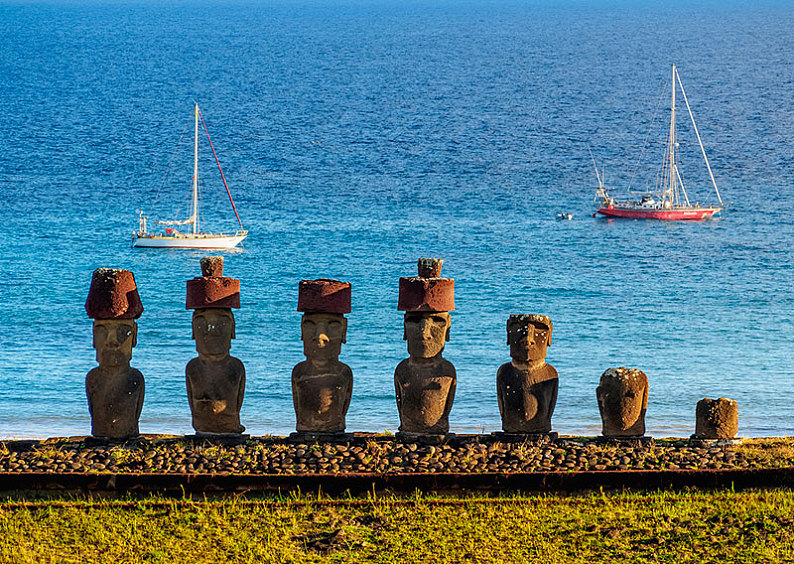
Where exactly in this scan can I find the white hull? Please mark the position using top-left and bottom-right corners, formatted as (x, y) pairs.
(133, 232), (247, 249)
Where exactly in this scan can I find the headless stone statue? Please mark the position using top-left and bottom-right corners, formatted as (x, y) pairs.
(185, 257), (245, 435)
(496, 314), (558, 434)
(596, 367), (648, 437)
(694, 397), (738, 440)
(291, 279), (353, 435)
(84, 268), (145, 440)
(394, 258), (456, 437)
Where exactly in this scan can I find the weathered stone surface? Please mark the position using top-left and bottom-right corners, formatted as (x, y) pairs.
(695, 398), (738, 439)
(186, 256), (240, 309)
(292, 311), (353, 433)
(85, 268), (143, 320)
(186, 258), (245, 434)
(417, 257), (443, 278)
(86, 318), (144, 439)
(187, 308), (245, 434)
(596, 367), (648, 437)
(395, 261), (456, 435)
(297, 279), (352, 314)
(497, 314), (558, 434)
(200, 256), (224, 277)
(398, 258), (454, 312)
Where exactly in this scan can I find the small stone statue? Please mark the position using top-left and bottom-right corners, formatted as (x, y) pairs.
(694, 397), (738, 440)
(394, 258), (456, 437)
(497, 314), (558, 434)
(291, 279), (353, 436)
(84, 268), (145, 440)
(185, 256), (245, 435)
(596, 367), (648, 437)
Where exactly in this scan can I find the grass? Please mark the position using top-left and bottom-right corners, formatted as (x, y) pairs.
(0, 490), (793, 563)
(735, 438), (794, 467)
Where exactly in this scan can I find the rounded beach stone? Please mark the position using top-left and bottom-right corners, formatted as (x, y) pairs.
(297, 279), (352, 314)
(85, 268), (144, 320)
(398, 258), (454, 312)
(186, 257), (240, 309)
(695, 398), (738, 439)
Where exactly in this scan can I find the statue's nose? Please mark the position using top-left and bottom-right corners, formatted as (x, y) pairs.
(316, 332), (330, 346)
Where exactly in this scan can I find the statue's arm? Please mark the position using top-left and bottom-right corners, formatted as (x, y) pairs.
(185, 361), (196, 413)
(443, 363), (457, 420)
(342, 364), (353, 415)
(136, 371), (145, 421)
(394, 364), (403, 412)
(496, 366), (505, 418)
(549, 366), (559, 414)
(236, 361), (246, 412)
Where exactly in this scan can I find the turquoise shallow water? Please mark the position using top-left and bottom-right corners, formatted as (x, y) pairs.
(1, 0), (793, 438)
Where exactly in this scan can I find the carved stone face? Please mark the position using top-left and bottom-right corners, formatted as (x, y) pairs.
(301, 312), (347, 361)
(192, 308), (235, 357)
(404, 312), (450, 359)
(508, 319), (550, 363)
(93, 319), (137, 366)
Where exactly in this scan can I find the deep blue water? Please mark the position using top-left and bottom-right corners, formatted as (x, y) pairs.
(1, 0), (793, 438)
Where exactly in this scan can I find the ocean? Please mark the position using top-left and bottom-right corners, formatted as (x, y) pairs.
(1, 0), (792, 438)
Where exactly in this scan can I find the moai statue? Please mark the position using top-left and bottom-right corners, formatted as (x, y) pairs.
(596, 367), (649, 438)
(496, 314), (558, 435)
(185, 256), (245, 435)
(84, 268), (145, 440)
(693, 398), (738, 440)
(291, 279), (353, 438)
(394, 258), (456, 439)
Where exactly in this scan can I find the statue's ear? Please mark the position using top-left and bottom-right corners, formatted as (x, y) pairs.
(92, 321), (98, 349)
(506, 320), (510, 346)
(402, 313), (408, 341)
(231, 314), (236, 340)
(547, 323), (552, 346)
(131, 322), (138, 348)
(341, 316), (348, 344)
(445, 314), (451, 342)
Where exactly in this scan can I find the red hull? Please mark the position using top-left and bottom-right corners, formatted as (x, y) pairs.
(596, 206), (720, 220)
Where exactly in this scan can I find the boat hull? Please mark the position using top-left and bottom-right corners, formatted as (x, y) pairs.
(132, 233), (247, 249)
(596, 207), (721, 220)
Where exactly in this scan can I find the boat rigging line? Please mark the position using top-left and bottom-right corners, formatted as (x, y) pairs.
(198, 107), (245, 230)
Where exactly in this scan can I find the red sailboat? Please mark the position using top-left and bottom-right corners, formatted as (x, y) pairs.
(594, 65), (724, 220)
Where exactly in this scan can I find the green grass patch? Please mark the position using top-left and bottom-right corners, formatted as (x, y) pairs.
(0, 490), (793, 562)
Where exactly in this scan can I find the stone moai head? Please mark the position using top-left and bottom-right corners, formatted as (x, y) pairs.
(507, 314), (552, 364)
(596, 367), (648, 437)
(85, 268), (144, 366)
(186, 256), (240, 358)
(695, 398), (738, 440)
(297, 279), (351, 362)
(398, 258), (454, 359)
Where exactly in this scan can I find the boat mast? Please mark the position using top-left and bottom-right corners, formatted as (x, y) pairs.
(675, 68), (723, 206)
(192, 103), (199, 234)
(667, 64), (677, 206)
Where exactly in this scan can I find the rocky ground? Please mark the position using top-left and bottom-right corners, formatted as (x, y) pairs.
(1, 435), (791, 474)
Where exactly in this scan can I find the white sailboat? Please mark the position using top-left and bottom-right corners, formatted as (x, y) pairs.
(133, 104), (248, 249)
